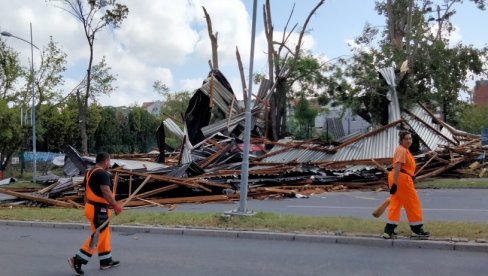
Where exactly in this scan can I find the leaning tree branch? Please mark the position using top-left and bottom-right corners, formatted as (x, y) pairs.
(203, 6), (219, 70)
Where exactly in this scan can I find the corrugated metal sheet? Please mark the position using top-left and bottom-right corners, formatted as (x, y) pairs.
(200, 76), (241, 116)
(251, 79), (271, 128)
(181, 124), (193, 164)
(163, 118), (184, 140)
(325, 117), (345, 139)
(263, 67), (403, 163)
(379, 67), (401, 123)
(404, 105), (457, 150)
(82, 157), (168, 172)
(331, 125), (399, 161)
(336, 130), (363, 143)
(262, 123), (401, 163)
(201, 106), (262, 137)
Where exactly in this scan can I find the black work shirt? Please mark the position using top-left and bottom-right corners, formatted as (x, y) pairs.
(88, 169), (113, 198)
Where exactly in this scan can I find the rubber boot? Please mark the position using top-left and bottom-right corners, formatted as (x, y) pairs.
(410, 224), (430, 239)
(382, 223), (398, 239)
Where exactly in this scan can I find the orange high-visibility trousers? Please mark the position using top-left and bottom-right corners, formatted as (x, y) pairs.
(387, 172), (423, 226)
(76, 203), (113, 264)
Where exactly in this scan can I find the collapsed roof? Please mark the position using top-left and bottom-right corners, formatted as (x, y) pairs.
(1, 68), (485, 208)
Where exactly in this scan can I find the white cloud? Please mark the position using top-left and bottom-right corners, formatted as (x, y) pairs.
(180, 78), (204, 92)
(1, 0), (256, 106)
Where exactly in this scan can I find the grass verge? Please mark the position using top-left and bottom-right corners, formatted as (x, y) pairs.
(416, 178), (488, 189)
(0, 207), (487, 241)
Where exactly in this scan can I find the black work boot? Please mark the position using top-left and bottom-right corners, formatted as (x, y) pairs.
(410, 224), (430, 239)
(68, 256), (84, 275)
(100, 259), (120, 270)
(382, 223), (398, 239)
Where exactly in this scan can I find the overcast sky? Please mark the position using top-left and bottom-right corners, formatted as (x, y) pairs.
(1, 0), (487, 107)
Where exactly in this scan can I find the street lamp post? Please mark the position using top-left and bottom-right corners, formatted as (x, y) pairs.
(1, 23), (39, 183)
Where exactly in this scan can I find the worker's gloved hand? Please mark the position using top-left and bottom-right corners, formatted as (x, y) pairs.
(389, 184), (397, 195)
(113, 202), (122, 215)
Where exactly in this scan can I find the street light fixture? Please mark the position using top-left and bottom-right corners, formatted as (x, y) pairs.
(1, 23), (39, 183)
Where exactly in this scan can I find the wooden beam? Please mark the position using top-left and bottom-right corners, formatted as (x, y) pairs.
(124, 194), (232, 207)
(371, 159), (389, 174)
(119, 175), (152, 205)
(416, 158), (465, 180)
(0, 188), (73, 208)
(136, 184), (179, 199)
(414, 152), (438, 176)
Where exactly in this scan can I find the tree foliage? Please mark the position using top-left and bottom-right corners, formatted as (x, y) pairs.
(0, 100), (23, 171)
(50, 0), (129, 155)
(334, 0), (488, 125)
(158, 90), (191, 148)
(292, 94), (318, 139)
(93, 106), (159, 153)
(0, 39), (22, 101)
(455, 103), (488, 134)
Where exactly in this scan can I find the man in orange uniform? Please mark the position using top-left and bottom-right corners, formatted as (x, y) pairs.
(68, 152), (122, 275)
(383, 131), (430, 239)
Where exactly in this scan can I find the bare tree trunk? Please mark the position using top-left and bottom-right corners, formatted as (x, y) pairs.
(203, 6), (218, 70)
(76, 89), (88, 155)
(235, 47), (247, 109)
(264, 0), (274, 88)
(264, 0), (324, 141)
(269, 77), (288, 140)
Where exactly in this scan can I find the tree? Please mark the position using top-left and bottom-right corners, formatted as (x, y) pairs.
(37, 102), (78, 152)
(0, 38), (22, 101)
(158, 90), (191, 148)
(128, 107), (159, 153)
(159, 90), (191, 120)
(455, 103), (488, 134)
(0, 100), (23, 175)
(292, 93), (318, 139)
(35, 37), (67, 108)
(93, 106), (124, 153)
(262, 0), (325, 141)
(50, 0), (128, 155)
(1, 34), (70, 174)
(0, 38), (25, 176)
(336, 0), (487, 125)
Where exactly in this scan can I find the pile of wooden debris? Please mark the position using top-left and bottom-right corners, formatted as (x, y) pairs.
(0, 68), (485, 208)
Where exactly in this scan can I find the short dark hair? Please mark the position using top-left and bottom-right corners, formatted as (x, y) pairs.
(399, 131), (411, 143)
(96, 152), (110, 164)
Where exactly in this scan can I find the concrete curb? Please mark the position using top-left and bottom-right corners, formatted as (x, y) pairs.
(1, 219), (487, 253)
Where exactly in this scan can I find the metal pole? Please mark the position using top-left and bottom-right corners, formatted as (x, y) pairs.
(30, 23), (36, 184)
(236, 0), (258, 214)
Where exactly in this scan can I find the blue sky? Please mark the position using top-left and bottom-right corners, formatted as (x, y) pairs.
(1, 0), (487, 106)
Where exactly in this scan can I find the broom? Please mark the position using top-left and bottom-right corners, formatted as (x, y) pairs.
(372, 198), (390, 218)
(88, 175), (151, 249)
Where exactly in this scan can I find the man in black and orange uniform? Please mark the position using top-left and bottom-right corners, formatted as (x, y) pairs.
(68, 152), (122, 275)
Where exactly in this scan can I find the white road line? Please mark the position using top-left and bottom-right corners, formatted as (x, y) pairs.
(352, 196), (377, 200)
(287, 205), (488, 212)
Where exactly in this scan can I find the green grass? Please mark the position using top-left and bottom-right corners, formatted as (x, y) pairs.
(2, 180), (44, 189)
(1, 207), (487, 241)
(416, 178), (488, 189)
(1, 177), (488, 241)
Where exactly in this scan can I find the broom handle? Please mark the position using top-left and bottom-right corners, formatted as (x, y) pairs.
(93, 175), (152, 232)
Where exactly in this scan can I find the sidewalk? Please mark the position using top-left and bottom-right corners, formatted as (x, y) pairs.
(1, 219), (487, 253)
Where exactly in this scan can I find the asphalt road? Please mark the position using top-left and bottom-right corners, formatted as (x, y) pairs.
(138, 189), (488, 222)
(1, 224), (487, 276)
